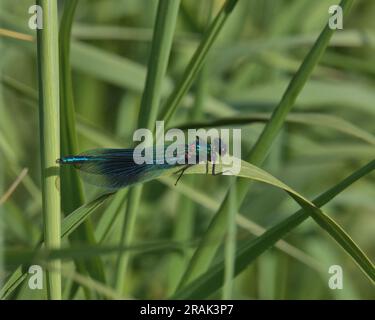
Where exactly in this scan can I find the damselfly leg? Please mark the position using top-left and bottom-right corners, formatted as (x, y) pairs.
(174, 164), (192, 186)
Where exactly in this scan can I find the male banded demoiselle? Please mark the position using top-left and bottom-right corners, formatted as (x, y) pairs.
(57, 137), (227, 190)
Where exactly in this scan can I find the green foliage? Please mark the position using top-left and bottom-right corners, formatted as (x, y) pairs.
(1, 0), (374, 300)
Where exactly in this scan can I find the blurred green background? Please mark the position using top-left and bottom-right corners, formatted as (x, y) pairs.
(0, 0), (374, 299)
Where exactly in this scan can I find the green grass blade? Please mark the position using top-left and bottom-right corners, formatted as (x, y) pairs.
(95, 189), (128, 243)
(36, 0), (61, 300)
(159, 0), (239, 125)
(61, 193), (115, 239)
(70, 41), (169, 93)
(246, 0), (354, 166)
(59, 0), (106, 297)
(137, 0), (181, 130)
(226, 79), (375, 116)
(290, 194), (375, 282)
(222, 178), (237, 299)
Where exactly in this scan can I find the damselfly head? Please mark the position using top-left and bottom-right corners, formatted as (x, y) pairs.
(213, 138), (227, 156)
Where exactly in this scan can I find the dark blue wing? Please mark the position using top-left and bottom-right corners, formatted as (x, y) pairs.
(59, 148), (185, 189)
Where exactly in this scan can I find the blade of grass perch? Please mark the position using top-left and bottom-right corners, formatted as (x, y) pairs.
(59, 0), (106, 299)
(172, 160), (375, 299)
(113, 0), (181, 294)
(36, 0), (61, 299)
(159, 0), (239, 125)
(177, 0), (355, 289)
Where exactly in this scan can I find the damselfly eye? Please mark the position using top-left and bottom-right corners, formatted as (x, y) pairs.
(213, 138), (227, 156)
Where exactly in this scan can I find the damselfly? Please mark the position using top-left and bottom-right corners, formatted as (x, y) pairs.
(57, 137), (227, 190)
